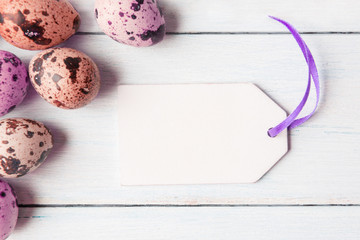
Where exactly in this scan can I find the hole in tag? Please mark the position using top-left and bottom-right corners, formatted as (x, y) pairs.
(267, 128), (274, 138)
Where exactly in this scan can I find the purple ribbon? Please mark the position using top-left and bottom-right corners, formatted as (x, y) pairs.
(267, 16), (320, 138)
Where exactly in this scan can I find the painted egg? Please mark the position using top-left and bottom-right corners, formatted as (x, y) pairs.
(29, 48), (100, 109)
(0, 118), (53, 178)
(0, 0), (81, 50)
(0, 50), (29, 117)
(0, 180), (18, 240)
(95, 0), (166, 47)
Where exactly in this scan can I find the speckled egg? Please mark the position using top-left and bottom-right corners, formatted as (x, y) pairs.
(0, 118), (53, 178)
(0, 51), (29, 117)
(95, 0), (166, 47)
(29, 48), (100, 109)
(0, 0), (81, 50)
(0, 180), (18, 240)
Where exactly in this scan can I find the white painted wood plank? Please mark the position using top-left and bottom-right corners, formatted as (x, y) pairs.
(9, 207), (360, 239)
(1, 34), (360, 204)
(73, 0), (360, 33)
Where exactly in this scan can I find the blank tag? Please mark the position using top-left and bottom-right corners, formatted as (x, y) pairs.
(117, 83), (288, 185)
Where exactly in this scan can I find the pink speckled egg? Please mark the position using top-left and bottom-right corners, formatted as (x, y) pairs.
(0, 118), (53, 178)
(0, 0), (81, 50)
(29, 48), (101, 109)
(0, 50), (29, 117)
(95, 0), (166, 47)
(0, 180), (18, 240)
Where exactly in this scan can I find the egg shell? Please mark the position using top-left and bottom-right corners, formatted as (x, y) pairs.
(29, 48), (100, 109)
(0, 118), (53, 178)
(0, 51), (29, 117)
(0, 181), (18, 239)
(0, 180), (18, 240)
(0, 0), (81, 50)
(95, 0), (166, 47)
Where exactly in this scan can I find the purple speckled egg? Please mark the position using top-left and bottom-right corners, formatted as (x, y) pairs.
(0, 51), (29, 117)
(0, 180), (18, 240)
(95, 0), (166, 47)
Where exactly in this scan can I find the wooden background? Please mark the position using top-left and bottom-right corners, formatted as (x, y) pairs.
(1, 0), (360, 238)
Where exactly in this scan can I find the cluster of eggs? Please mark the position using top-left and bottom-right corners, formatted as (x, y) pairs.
(0, 0), (165, 238)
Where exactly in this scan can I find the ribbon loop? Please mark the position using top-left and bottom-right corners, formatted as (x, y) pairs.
(267, 16), (320, 138)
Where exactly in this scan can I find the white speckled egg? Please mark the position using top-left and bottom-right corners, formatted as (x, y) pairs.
(95, 0), (166, 47)
(29, 48), (101, 109)
(0, 118), (53, 178)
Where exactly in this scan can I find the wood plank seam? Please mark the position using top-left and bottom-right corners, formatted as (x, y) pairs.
(75, 32), (360, 35)
(18, 204), (360, 208)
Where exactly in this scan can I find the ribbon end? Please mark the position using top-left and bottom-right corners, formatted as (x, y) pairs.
(268, 15), (279, 20)
(268, 16), (285, 23)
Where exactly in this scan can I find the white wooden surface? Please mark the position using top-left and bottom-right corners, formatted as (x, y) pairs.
(11, 207), (360, 239)
(0, 0), (359, 239)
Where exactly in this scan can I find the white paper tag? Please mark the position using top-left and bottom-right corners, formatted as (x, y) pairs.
(117, 83), (288, 185)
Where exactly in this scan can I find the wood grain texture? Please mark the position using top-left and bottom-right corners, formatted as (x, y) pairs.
(73, 0), (360, 33)
(1, 34), (359, 204)
(1, 0), (359, 238)
(9, 207), (360, 239)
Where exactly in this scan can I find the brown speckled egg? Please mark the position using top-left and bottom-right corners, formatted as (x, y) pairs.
(0, 118), (53, 178)
(0, 0), (80, 50)
(29, 48), (101, 109)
